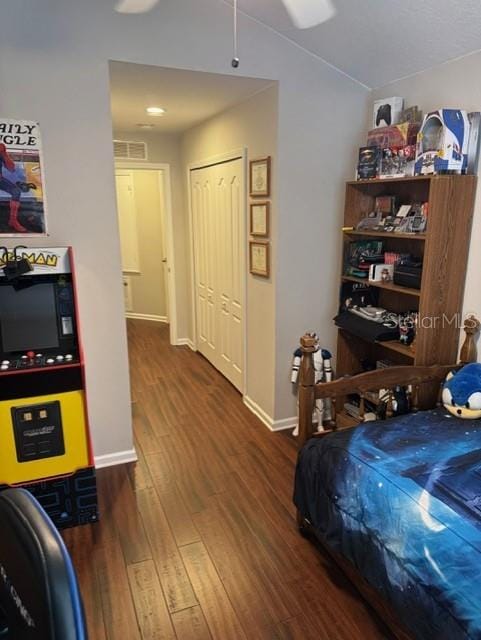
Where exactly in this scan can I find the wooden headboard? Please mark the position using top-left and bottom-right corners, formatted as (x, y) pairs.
(297, 316), (480, 448)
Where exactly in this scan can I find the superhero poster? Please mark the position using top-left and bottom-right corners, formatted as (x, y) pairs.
(0, 119), (47, 235)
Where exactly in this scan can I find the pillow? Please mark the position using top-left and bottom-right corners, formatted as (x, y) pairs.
(442, 363), (481, 419)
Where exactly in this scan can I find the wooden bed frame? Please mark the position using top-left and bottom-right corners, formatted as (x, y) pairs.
(295, 316), (480, 640)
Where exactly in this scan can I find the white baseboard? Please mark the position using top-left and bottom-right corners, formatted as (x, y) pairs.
(126, 313), (168, 323)
(243, 395), (297, 432)
(94, 448), (138, 469)
(176, 338), (195, 351)
(272, 415), (299, 431)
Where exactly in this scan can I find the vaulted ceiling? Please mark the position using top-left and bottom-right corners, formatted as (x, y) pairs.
(232, 0), (481, 88)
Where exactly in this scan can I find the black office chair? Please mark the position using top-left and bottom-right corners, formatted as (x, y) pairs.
(0, 488), (88, 639)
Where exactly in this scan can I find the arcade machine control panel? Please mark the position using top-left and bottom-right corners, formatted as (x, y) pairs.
(1, 351), (77, 371)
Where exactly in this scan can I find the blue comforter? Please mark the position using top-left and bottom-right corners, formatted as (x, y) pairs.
(294, 409), (481, 639)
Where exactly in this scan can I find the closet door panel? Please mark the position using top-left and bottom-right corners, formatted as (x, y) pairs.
(192, 169), (217, 365)
(230, 172), (244, 383)
(215, 160), (244, 390)
(216, 173), (232, 373)
(203, 175), (217, 356)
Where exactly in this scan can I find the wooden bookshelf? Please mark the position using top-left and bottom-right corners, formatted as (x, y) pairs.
(337, 174), (477, 407)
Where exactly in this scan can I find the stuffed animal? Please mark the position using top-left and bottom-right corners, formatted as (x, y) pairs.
(442, 363), (481, 419)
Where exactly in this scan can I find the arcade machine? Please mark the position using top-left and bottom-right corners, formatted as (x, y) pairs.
(0, 247), (98, 528)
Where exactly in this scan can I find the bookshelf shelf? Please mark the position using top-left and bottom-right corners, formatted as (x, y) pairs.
(376, 340), (415, 359)
(343, 229), (426, 241)
(341, 275), (421, 297)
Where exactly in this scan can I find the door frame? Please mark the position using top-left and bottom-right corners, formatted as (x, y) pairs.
(115, 161), (178, 346)
(187, 147), (248, 394)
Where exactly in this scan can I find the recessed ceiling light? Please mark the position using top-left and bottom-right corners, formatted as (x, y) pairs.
(137, 123), (155, 129)
(146, 106), (166, 116)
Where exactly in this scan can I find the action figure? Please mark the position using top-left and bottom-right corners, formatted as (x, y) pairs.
(0, 143), (26, 233)
(291, 335), (333, 435)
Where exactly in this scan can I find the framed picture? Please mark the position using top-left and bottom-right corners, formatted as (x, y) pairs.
(249, 241), (270, 278)
(0, 118), (48, 236)
(250, 202), (270, 237)
(249, 156), (271, 197)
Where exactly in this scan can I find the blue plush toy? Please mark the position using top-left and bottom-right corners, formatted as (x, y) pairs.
(442, 363), (481, 419)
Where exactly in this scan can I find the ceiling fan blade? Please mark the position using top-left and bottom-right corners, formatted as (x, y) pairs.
(115, 0), (160, 14)
(281, 0), (336, 29)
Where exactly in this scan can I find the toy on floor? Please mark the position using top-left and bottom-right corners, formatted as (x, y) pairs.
(291, 334), (333, 434)
(442, 363), (481, 419)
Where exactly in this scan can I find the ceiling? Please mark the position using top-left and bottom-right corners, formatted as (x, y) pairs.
(109, 62), (273, 134)
(232, 0), (481, 88)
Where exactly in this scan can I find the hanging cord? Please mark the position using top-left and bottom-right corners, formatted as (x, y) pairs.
(232, 0), (239, 68)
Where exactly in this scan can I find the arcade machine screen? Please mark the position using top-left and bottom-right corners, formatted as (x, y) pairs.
(0, 283), (59, 354)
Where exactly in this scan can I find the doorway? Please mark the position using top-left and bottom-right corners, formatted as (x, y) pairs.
(115, 162), (177, 345)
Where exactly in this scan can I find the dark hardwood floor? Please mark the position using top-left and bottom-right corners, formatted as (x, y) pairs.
(63, 319), (390, 640)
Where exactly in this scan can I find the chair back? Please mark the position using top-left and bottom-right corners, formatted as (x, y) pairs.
(0, 488), (87, 639)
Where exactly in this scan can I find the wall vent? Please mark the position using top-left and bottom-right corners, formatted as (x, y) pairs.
(114, 140), (148, 161)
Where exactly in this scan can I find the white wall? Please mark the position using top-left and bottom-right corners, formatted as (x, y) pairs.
(182, 84), (278, 417)
(0, 0), (369, 458)
(372, 51), (481, 356)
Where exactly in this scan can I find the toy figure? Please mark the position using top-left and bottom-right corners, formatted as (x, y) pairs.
(291, 336), (333, 434)
(291, 347), (302, 383)
(399, 313), (416, 345)
(442, 363), (481, 419)
(381, 267), (391, 282)
(0, 143), (26, 233)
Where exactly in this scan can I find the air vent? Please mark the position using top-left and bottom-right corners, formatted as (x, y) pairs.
(113, 140), (148, 161)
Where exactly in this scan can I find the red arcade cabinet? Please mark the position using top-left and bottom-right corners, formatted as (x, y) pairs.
(0, 247), (98, 528)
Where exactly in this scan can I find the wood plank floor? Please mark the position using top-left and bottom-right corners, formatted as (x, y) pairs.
(63, 319), (390, 640)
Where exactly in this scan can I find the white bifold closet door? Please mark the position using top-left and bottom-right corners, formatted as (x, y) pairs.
(191, 158), (244, 392)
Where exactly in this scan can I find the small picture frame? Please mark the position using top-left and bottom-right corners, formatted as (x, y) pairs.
(250, 202), (270, 237)
(249, 156), (271, 197)
(249, 241), (270, 278)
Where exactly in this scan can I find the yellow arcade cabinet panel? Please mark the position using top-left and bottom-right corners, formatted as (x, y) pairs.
(0, 390), (89, 485)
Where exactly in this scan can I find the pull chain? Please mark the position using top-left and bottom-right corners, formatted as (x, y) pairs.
(232, 0), (239, 68)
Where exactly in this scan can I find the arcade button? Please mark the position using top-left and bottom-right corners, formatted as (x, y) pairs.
(27, 350), (35, 360)
(46, 358), (55, 365)
(56, 355), (65, 362)
(0, 364), (8, 371)
(1, 360), (9, 366)
(65, 354), (73, 362)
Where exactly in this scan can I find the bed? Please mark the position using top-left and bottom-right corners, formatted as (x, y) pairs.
(294, 318), (481, 640)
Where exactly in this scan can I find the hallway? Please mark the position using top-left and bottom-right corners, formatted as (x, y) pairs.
(63, 319), (388, 639)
